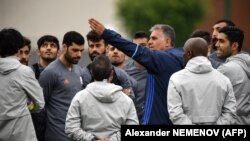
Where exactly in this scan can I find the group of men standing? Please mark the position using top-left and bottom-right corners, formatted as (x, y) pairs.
(0, 18), (249, 141)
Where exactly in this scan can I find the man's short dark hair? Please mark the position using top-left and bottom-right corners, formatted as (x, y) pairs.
(0, 28), (24, 57)
(190, 29), (211, 45)
(86, 30), (108, 45)
(133, 31), (149, 40)
(21, 36), (31, 53)
(215, 19), (235, 26)
(63, 31), (85, 47)
(37, 35), (59, 49)
(219, 26), (244, 51)
(91, 55), (112, 81)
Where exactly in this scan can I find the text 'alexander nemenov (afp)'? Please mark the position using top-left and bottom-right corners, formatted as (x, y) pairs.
(121, 125), (249, 140)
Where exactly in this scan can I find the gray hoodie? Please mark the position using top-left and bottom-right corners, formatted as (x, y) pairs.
(0, 56), (44, 141)
(218, 53), (250, 124)
(65, 81), (138, 141)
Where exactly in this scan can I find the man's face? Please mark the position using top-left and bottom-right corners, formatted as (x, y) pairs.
(148, 29), (169, 50)
(212, 22), (227, 39)
(16, 45), (31, 65)
(64, 43), (84, 64)
(88, 39), (107, 61)
(37, 41), (59, 62)
(211, 22), (227, 50)
(133, 37), (148, 47)
(215, 33), (232, 58)
(107, 45), (126, 67)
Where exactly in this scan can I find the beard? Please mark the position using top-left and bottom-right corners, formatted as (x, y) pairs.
(42, 56), (57, 63)
(211, 38), (218, 51)
(64, 53), (80, 64)
(89, 50), (106, 61)
(19, 59), (28, 66)
(89, 53), (99, 61)
(111, 60), (122, 67)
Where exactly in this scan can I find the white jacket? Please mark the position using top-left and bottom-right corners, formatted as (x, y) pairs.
(65, 81), (138, 141)
(168, 56), (236, 125)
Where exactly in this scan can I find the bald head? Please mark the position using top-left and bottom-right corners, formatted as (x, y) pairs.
(184, 37), (208, 56)
(183, 37), (208, 65)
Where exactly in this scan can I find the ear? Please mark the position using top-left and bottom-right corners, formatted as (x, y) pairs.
(106, 45), (110, 54)
(36, 48), (40, 56)
(187, 50), (193, 58)
(165, 38), (171, 47)
(57, 49), (61, 57)
(61, 44), (67, 53)
(231, 42), (239, 52)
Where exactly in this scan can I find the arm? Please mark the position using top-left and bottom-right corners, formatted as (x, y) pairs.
(216, 78), (237, 125)
(65, 92), (96, 141)
(82, 66), (92, 89)
(114, 67), (137, 100)
(88, 18), (180, 74)
(167, 78), (193, 124)
(39, 69), (56, 104)
(125, 100), (139, 125)
(21, 66), (44, 112)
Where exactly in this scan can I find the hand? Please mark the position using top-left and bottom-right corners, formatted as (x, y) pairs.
(122, 88), (131, 96)
(88, 18), (106, 35)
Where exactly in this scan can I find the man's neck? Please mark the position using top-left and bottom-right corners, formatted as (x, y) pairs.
(59, 55), (72, 71)
(39, 59), (52, 68)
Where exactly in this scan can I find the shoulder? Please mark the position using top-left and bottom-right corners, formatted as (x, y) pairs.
(119, 90), (134, 103)
(213, 69), (231, 81)
(73, 64), (83, 75)
(15, 65), (37, 84)
(164, 48), (184, 67)
(82, 65), (91, 75)
(114, 67), (130, 79)
(18, 65), (35, 76)
(169, 69), (187, 82)
(167, 47), (184, 56)
(217, 61), (238, 74)
(113, 67), (133, 84)
(114, 67), (126, 74)
(74, 89), (90, 101)
(30, 63), (38, 70)
(39, 62), (60, 80)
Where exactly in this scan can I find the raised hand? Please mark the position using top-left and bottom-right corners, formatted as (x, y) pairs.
(88, 18), (106, 35)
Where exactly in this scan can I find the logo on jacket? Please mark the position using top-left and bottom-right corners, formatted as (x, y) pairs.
(63, 79), (70, 84)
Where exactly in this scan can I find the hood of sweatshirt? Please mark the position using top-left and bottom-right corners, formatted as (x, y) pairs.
(86, 81), (123, 103)
(185, 56), (213, 74)
(226, 53), (250, 78)
(0, 56), (22, 75)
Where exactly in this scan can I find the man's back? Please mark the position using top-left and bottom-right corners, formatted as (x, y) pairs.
(168, 56), (236, 124)
(66, 81), (138, 140)
(66, 55), (138, 141)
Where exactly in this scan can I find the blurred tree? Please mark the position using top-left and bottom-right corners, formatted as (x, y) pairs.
(116, 0), (208, 47)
